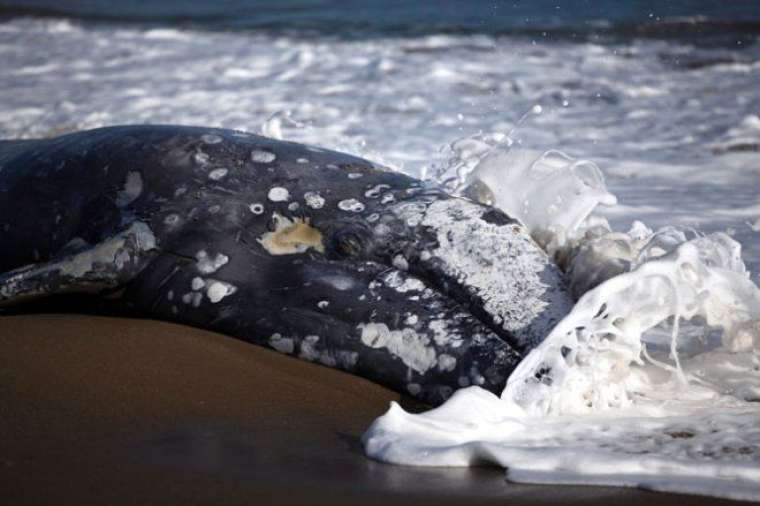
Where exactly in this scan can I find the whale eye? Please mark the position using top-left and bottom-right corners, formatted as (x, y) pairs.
(331, 231), (365, 259)
(325, 221), (373, 260)
(336, 232), (363, 257)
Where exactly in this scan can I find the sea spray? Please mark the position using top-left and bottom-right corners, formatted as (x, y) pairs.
(462, 147), (617, 261)
(364, 145), (760, 501)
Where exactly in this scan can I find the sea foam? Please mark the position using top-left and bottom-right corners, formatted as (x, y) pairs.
(364, 146), (760, 502)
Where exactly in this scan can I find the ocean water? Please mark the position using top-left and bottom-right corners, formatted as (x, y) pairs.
(1, 1), (760, 501)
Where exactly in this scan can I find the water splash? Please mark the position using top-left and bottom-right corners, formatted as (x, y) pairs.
(428, 105), (544, 193)
(260, 110), (310, 140)
(365, 138), (760, 501)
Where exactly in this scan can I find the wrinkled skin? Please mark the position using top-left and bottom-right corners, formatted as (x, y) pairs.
(0, 125), (573, 405)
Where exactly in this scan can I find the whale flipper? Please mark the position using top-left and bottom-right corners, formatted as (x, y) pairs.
(0, 221), (158, 306)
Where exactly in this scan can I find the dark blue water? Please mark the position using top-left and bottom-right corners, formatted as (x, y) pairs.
(2, 0), (760, 42)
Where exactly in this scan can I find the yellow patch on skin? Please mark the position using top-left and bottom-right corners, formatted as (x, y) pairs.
(258, 214), (325, 255)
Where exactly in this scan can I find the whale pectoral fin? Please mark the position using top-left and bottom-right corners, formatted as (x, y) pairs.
(0, 221), (159, 307)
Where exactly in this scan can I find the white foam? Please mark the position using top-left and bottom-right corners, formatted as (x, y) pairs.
(466, 148), (617, 258)
(365, 151), (760, 501)
(365, 229), (760, 500)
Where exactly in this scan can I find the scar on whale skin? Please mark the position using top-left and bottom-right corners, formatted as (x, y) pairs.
(258, 214), (325, 255)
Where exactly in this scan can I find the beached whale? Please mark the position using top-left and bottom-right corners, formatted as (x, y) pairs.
(0, 125), (573, 405)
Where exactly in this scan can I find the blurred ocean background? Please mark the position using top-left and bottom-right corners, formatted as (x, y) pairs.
(1, 0), (759, 276)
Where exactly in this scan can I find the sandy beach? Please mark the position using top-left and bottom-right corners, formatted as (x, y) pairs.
(0, 314), (744, 505)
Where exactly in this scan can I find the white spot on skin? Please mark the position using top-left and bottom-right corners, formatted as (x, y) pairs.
(365, 184), (390, 198)
(407, 383), (422, 396)
(319, 351), (337, 367)
(394, 202), (428, 228)
(322, 275), (354, 291)
(405, 314), (419, 326)
(251, 149), (276, 163)
(209, 168), (228, 180)
(392, 254), (409, 271)
(167, 290), (174, 301)
(288, 202), (300, 211)
(268, 187), (290, 202)
(174, 187), (187, 197)
(116, 171), (143, 207)
(208, 205), (221, 214)
(195, 250), (229, 274)
(337, 351), (359, 369)
(384, 271), (425, 293)
(192, 292), (203, 307)
(163, 214), (180, 226)
(348, 173), (363, 179)
(191, 277), (205, 291)
(317, 300), (329, 309)
(374, 224), (391, 235)
(338, 199), (365, 212)
(206, 280), (237, 303)
(182, 293), (192, 304)
(304, 191), (325, 209)
(249, 203), (264, 215)
(437, 354), (457, 372)
(299, 335), (321, 362)
(202, 134), (222, 144)
(428, 319), (462, 347)
(297, 158), (309, 164)
(358, 323), (437, 374)
(194, 151), (210, 165)
(269, 333), (295, 354)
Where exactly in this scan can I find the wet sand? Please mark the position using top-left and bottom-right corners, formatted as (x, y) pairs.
(0, 314), (743, 505)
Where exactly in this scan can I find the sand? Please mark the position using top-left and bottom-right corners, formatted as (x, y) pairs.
(0, 314), (743, 505)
